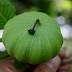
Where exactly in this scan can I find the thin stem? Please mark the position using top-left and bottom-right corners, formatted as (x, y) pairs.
(32, 19), (39, 30)
(28, 19), (39, 34)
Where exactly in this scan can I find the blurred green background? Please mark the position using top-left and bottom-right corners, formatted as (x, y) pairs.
(0, 0), (72, 71)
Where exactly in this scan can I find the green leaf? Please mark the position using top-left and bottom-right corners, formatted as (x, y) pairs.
(0, 0), (16, 29)
(13, 59), (27, 70)
(0, 50), (10, 60)
(0, 38), (2, 42)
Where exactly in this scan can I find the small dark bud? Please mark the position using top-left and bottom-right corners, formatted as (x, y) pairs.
(28, 29), (35, 34)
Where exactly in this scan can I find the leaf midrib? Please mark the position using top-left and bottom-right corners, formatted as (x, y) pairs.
(0, 12), (7, 22)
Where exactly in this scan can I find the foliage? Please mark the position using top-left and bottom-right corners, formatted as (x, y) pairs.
(0, 50), (10, 60)
(0, 38), (2, 42)
(0, 0), (16, 29)
(13, 59), (27, 70)
(0, 0), (15, 60)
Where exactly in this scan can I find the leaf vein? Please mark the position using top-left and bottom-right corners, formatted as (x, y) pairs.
(4, 24), (31, 43)
(14, 31), (27, 55)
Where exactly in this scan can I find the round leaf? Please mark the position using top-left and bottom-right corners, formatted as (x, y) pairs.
(2, 11), (63, 65)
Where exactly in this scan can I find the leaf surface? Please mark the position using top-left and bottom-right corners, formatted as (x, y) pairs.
(0, 0), (16, 29)
(13, 59), (27, 70)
